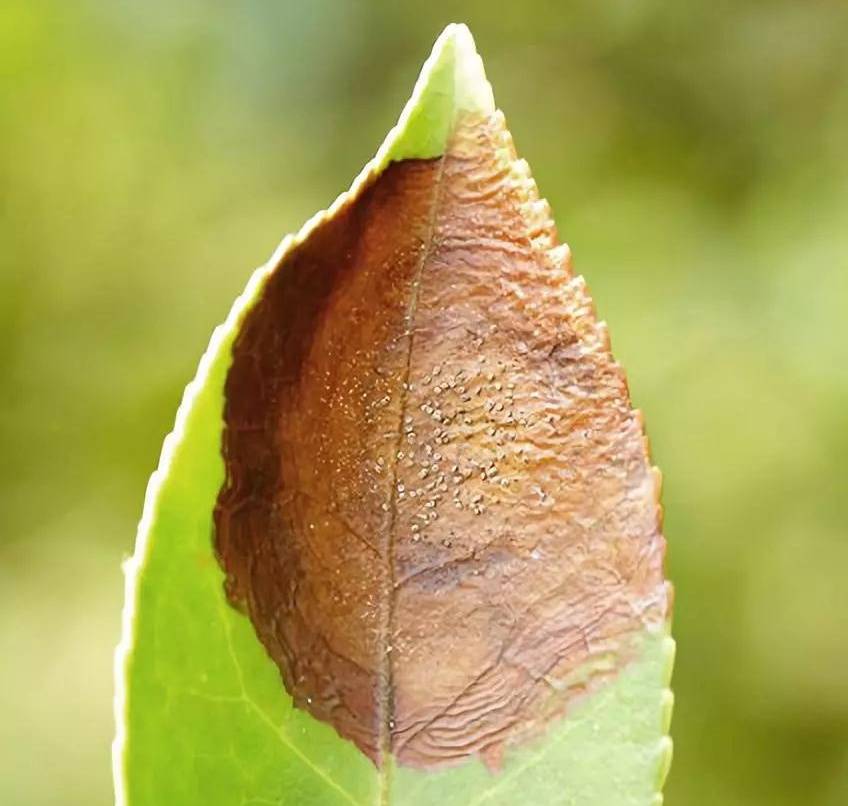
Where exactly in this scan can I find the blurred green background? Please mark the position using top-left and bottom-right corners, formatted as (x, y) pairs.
(2, 1), (847, 804)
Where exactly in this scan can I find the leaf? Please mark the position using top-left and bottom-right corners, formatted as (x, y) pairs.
(114, 23), (674, 806)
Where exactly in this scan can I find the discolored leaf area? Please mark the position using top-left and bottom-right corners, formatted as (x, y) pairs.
(116, 23), (674, 806)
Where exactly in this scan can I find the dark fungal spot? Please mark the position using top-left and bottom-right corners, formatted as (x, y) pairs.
(213, 112), (669, 771)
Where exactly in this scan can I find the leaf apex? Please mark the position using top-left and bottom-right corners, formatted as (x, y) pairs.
(442, 22), (495, 118)
(379, 23), (495, 164)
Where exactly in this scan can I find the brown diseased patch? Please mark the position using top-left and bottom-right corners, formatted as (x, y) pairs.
(213, 111), (669, 771)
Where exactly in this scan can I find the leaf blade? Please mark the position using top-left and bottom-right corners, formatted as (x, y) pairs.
(114, 23), (673, 806)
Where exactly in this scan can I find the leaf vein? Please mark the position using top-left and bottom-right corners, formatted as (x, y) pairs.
(214, 590), (364, 806)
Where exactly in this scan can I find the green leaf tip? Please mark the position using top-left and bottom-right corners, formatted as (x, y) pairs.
(382, 23), (495, 163)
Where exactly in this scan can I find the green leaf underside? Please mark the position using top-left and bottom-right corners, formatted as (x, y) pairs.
(114, 23), (674, 806)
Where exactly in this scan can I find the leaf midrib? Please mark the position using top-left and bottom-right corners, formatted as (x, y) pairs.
(377, 148), (451, 806)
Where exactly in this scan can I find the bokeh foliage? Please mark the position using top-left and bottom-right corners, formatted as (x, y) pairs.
(1, 2), (846, 804)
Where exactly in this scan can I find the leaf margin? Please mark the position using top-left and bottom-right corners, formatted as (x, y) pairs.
(111, 21), (675, 805)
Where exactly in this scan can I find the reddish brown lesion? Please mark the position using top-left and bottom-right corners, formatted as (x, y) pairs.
(214, 112), (669, 770)
(214, 156), (442, 762)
